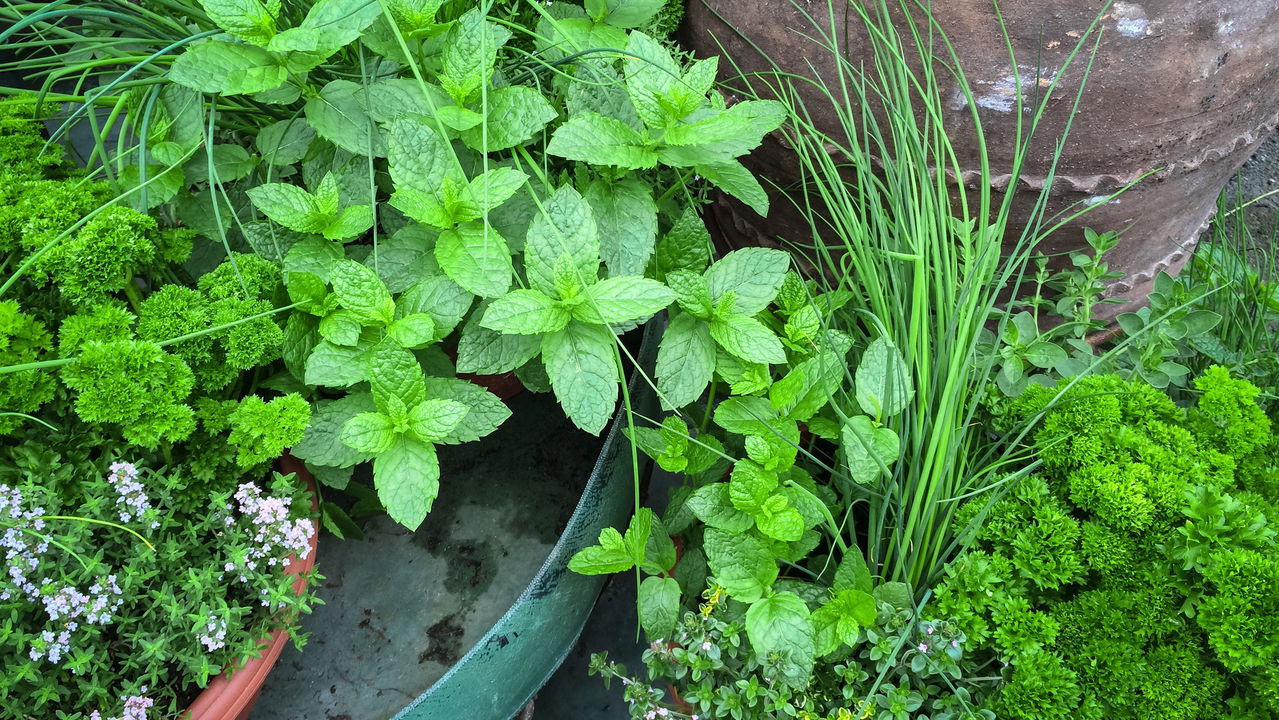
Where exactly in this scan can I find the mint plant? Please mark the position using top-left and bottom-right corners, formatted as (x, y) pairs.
(468, 185), (675, 433)
(655, 247), (793, 409)
(572, 326), (927, 694)
(27, 0), (785, 530)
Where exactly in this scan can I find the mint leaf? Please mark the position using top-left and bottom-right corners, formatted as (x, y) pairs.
(712, 396), (779, 435)
(422, 377), (512, 443)
(745, 592), (815, 688)
(291, 393), (376, 468)
(655, 311), (715, 410)
(269, 0), (379, 56)
(286, 271), (328, 315)
(324, 205), (374, 241)
(319, 310), (362, 346)
(772, 349), (846, 421)
(340, 411), (397, 453)
(704, 528), (777, 603)
(855, 337), (913, 419)
(568, 527), (634, 575)
(388, 313), (437, 348)
(330, 259), (395, 325)
(464, 167), (528, 219)
(304, 339), (370, 386)
(656, 208), (712, 276)
(665, 270), (712, 317)
(542, 321), (617, 435)
(710, 314), (786, 365)
(623, 508), (654, 568)
(660, 101), (786, 164)
(592, 0), (664, 28)
(441, 8), (511, 105)
(369, 343), (427, 410)
(183, 144), (253, 184)
(679, 56), (719, 100)
(833, 549), (874, 594)
(397, 274), (474, 340)
(437, 105), (484, 132)
(282, 314), (319, 379)
(385, 0), (445, 31)
(524, 186), (601, 297)
(840, 415), (899, 485)
(812, 589), (875, 656)
(706, 247), (790, 316)
(873, 582), (914, 611)
(623, 31), (680, 129)
(200, 0), (281, 45)
(638, 576), (680, 640)
(367, 224), (439, 293)
(755, 495), (804, 542)
(365, 78), (452, 124)
(256, 118), (315, 166)
(247, 182), (330, 234)
(389, 186), (452, 229)
(536, 15), (627, 61)
(169, 41), (286, 95)
(284, 237), (344, 282)
(386, 115), (455, 195)
(697, 160), (770, 216)
(729, 460), (778, 514)
(460, 86), (557, 152)
(584, 179), (658, 277)
(777, 483), (825, 531)
(566, 59), (642, 131)
(456, 307), (542, 374)
(306, 80), (385, 157)
(642, 515), (677, 575)
(375, 435), (439, 530)
(481, 289), (570, 335)
(546, 113), (656, 169)
(435, 222), (513, 298)
(243, 221), (306, 264)
(313, 171), (342, 216)
(408, 398), (468, 443)
(685, 483), (754, 532)
(576, 276), (674, 325)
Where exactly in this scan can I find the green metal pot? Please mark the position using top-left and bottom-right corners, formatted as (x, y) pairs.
(390, 324), (658, 719)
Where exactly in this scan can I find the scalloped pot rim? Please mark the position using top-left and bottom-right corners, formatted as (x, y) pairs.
(182, 455), (318, 720)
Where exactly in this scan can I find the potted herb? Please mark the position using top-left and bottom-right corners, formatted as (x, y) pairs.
(0, 97), (319, 719)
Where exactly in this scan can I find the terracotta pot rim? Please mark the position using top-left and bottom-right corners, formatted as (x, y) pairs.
(181, 454), (319, 720)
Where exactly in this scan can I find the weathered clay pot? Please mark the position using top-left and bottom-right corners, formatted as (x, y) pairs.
(683, 0), (1279, 316)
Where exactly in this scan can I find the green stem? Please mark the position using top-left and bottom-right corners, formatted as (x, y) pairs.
(122, 275), (144, 314)
(613, 336), (645, 643)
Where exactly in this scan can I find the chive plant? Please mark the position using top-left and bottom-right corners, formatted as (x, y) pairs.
(716, 0), (1107, 592)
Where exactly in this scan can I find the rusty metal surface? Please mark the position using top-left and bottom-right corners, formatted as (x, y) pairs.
(684, 0), (1279, 316)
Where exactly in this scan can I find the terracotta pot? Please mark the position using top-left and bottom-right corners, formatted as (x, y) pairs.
(456, 369), (525, 401)
(683, 0), (1279, 317)
(441, 344), (526, 400)
(181, 455), (319, 720)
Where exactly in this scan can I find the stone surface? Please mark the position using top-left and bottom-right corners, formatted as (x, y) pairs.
(683, 0), (1279, 317)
